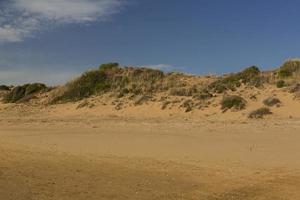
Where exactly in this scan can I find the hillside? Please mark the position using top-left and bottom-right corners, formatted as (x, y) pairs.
(1, 60), (300, 200)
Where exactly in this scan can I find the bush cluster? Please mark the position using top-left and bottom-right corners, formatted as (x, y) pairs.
(277, 60), (300, 78)
(248, 107), (272, 119)
(51, 63), (166, 102)
(209, 66), (263, 93)
(0, 85), (10, 91)
(4, 83), (47, 103)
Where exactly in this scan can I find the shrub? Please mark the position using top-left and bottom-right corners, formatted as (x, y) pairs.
(248, 107), (272, 119)
(221, 95), (247, 111)
(24, 83), (46, 96)
(277, 59), (300, 78)
(0, 85), (10, 91)
(263, 97), (281, 107)
(4, 83), (47, 103)
(209, 66), (263, 93)
(276, 80), (286, 88)
(54, 70), (108, 102)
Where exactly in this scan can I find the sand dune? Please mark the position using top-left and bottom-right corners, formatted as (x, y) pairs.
(1, 63), (300, 199)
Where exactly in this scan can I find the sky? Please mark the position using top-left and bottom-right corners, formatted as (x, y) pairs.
(0, 0), (300, 85)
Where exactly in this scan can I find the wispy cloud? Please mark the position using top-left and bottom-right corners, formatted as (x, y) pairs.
(140, 64), (174, 71)
(0, 0), (124, 43)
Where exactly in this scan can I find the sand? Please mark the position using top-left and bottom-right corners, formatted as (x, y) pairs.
(1, 85), (300, 199)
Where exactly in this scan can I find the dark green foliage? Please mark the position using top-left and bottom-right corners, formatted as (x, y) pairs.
(4, 83), (46, 103)
(277, 60), (300, 78)
(209, 66), (263, 93)
(248, 107), (272, 119)
(25, 83), (47, 96)
(221, 95), (247, 111)
(0, 85), (10, 91)
(55, 70), (108, 102)
(263, 97), (281, 107)
(276, 80), (286, 88)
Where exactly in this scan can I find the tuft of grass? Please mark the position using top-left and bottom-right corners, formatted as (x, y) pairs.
(221, 95), (247, 111)
(263, 97), (281, 107)
(276, 80), (286, 88)
(248, 107), (272, 119)
(277, 59), (300, 78)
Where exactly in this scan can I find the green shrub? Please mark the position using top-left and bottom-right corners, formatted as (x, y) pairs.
(221, 95), (247, 111)
(263, 97), (281, 107)
(209, 66), (263, 93)
(51, 63), (167, 103)
(55, 70), (108, 102)
(248, 107), (272, 119)
(4, 83), (47, 103)
(0, 85), (9, 91)
(277, 60), (300, 78)
(276, 80), (286, 88)
(25, 83), (46, 96)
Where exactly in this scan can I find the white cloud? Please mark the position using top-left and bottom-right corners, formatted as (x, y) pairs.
(0, 0), (124, 43)
(141, 64), (173, 70)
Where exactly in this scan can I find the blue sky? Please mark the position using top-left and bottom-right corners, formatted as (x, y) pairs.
(0, 0), (300, 85)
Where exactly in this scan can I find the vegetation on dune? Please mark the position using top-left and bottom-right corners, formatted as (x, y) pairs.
(0, 85), (10, 91)
(221, 95), (247, 111)
(4, 83), (47, 103)
(209, 66), (264, 93)
(248, 107), (272, 119)
(263, 97), (281, 107)
(51, 63), (166, 103)
(277, 59), (300, 78)
(276, 80), (286, 88)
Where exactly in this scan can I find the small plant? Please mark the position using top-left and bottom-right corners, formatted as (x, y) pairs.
(248, 107), (272, 119)
(276, 80), (286, 88)
(221, 95), (247, 111)
(263, 97), (281, 107)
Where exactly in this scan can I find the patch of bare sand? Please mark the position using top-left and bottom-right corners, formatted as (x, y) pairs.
(1, 143), (300, 200)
